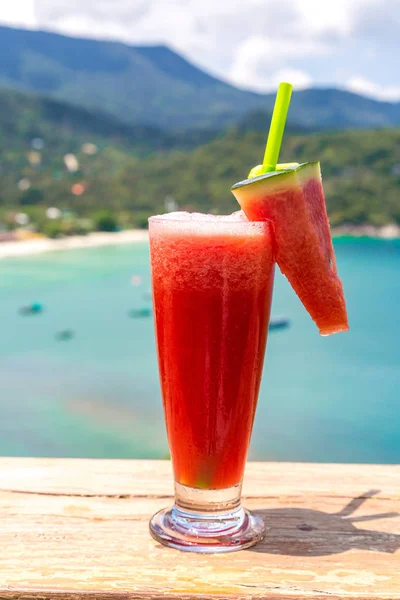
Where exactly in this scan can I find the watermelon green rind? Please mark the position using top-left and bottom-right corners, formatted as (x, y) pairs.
(231, 161), (349, 336)
(231, 161), (319, 191)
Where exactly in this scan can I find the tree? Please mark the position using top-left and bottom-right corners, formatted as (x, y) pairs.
(19, 189), (44, 206)
(94, 210), (118, 232)
(42, 219), (63, 238)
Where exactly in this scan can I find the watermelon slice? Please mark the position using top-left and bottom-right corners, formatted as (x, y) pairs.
(231, 161), (348, 336)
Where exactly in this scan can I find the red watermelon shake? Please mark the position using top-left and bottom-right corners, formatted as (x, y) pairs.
(149, 212), (274, 491)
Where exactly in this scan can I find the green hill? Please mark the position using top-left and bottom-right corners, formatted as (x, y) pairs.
(0, 25), (264, 129)
(112, 128), (400, 226)
(256, 89), (400, 130)
(1, 25), (400, 130)
(0, 86), (222, 231)
(0, 86), (304, 227)
(1, 95), (399, 232)
(0, 87), (219, 156)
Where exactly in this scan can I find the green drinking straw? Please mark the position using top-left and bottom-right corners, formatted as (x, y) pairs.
(259, 82), (293, 175)
(263, 82), (292, 170)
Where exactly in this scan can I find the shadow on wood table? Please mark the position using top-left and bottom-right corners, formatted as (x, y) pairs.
(252, 489), (400, 556)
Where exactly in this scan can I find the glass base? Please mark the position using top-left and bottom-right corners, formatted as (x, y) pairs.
(149, 482), (265, 553)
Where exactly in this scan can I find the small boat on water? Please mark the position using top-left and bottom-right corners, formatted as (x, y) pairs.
(55, 329), (75, 341)
(19, 302), (43, 315)
(128, 307), (152, 319)
(269, 316), (290, 331)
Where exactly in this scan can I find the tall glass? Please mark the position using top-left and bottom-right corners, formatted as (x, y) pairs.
(148, 213), (275, 552)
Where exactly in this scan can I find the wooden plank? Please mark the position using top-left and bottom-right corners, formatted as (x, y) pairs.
(0, 459), (399, 599)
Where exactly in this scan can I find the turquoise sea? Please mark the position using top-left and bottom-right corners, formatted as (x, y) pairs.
(1, 238), (399, 463)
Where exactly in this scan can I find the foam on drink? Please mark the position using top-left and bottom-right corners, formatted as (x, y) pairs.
(149, 211), (273, 292)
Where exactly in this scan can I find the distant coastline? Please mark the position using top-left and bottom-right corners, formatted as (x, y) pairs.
(331, 224), (400, 240)
(0, 223), (399, 260)
(0, 229), (149, 260)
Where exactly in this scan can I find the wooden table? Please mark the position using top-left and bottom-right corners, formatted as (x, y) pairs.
(1, 458), (399, 599)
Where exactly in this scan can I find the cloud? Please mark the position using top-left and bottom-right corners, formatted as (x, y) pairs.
(36, 0), (149, 23)
(229, 35), (326, 91)
(0, 0), (397, 101)
(270, 68), (312, 90)
(34, 0), (338, 90)
(347, 76), (400, 102)
(0, 0), (36, 28)
(352, 0), (400, 45)
(35, 0), (304, 77)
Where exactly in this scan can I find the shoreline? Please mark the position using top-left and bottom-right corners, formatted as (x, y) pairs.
(331, 223), (400, 240)
(0, 223), (399, 260)
(0, 229), (149, 260)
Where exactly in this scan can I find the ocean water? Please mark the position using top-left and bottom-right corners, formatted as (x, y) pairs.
(1, 238), (399, 463)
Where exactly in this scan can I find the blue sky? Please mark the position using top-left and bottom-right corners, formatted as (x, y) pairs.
(0, 0), (399, 100)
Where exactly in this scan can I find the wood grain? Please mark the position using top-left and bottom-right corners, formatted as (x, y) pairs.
(0, 459), (399, 599)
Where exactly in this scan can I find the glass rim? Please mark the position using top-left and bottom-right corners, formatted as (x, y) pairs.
(148, 214), (272, 227)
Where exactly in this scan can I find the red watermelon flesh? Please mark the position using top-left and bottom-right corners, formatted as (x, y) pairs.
(231, 162), (348, 336)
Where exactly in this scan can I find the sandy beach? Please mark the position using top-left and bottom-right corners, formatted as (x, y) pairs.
(0, 229), (149, 260)
(1, 223), (399, 260)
